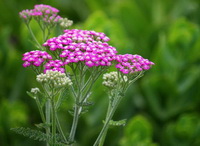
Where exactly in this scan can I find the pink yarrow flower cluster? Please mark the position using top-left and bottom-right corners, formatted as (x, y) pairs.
(19, 9), (33, 20)
(22, 50), (52, 67)
(44, 60), (65, 73)
(115, 54), (154, 74)
(22, 29), (154, 74)
(19, 4), (61, 23)
(43, 29), (117, 67)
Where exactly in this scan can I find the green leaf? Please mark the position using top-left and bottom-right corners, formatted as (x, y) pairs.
(103, 119), (127, 127)
(35, 123), (51, 129)
(11, 127), (47, 141)
(77, 101), (94, 107)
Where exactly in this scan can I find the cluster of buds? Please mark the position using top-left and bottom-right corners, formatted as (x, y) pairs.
(31, 88), (40, 95)
(19, 9), (33, 23)
(59, 18), (73, 29)
(19, 4), (62, 24)
(102, 72), (128, 88)
(36, 70), (72, 88)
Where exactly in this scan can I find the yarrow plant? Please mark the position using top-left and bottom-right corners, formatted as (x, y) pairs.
(12, 3), (154, 146)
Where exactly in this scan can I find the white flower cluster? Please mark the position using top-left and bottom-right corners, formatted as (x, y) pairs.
(59, 18), (73, 29)
(36, 70), (72, 88)
(102, 71), (128, 88)
(31, 88), (40, 94)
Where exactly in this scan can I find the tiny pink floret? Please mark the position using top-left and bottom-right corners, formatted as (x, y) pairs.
(115, 54), (154, 74)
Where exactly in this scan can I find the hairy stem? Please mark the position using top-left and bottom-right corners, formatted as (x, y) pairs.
(56, 114), (67, 143)
(35, 97), (46, 123)
(26, 24), (44, 50)
(46, 99), (51, 146)
(93, 106), (116, 146)
(69, 104), (80, 143)
(51, 99), (57, 145)
(93, 95), (123, 146)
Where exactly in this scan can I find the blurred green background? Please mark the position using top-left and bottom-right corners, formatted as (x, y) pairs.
(1, 0), (200, 145)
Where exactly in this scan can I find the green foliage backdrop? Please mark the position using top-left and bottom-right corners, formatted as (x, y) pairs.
(0, 0), (200, 145)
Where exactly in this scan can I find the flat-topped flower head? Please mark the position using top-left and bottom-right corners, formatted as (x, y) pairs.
(102, 71), (128, 88)
(43, 29), (117, 67)
(34, 4), (59, 14)
(36, 70), (72, 88)
(44, 60), (65, 73)
(32, 4), (61, 23)
(22, 50), (52, 68)
(115, 54), (154, 74)
(19, 4), (62, 24)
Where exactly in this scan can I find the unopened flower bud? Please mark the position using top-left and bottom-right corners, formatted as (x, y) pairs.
(31, 88), (40, 94)
(36, 70), (72, 88)
(59, 18), (73, 29)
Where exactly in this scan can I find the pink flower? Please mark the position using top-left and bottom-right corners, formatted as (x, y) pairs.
(115, 54), (154, 74)
(22, 50), (52, 68)
(44, 29), (118, 67)
(44, 60), (65, 73)
(19, 4), (62, 24)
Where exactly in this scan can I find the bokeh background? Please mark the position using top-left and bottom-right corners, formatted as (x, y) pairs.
(1, 0), (200, 145)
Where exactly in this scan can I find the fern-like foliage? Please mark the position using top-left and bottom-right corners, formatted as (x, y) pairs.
(103, 119), (127, 127)
(11, 127), (47, 141)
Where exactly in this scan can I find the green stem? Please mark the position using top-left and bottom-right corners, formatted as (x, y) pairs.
(93, 95), (123, 146)
(98, 127), (109, 146)
(68, 64), (84, 144)
(98, 102), (112, 146)
(93, 107), (115, 146)
(69, 104), (80, 143)
(45, 28), (51, 42)
(35, 97), (46, 123)
(42, 28), (46, 42)
(51, 99), (57, 145)
(46, 99), (51, 146)
(26, 24), (44, 50)
(69, 66), (106, 145)
(56, 114), (67, 143)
